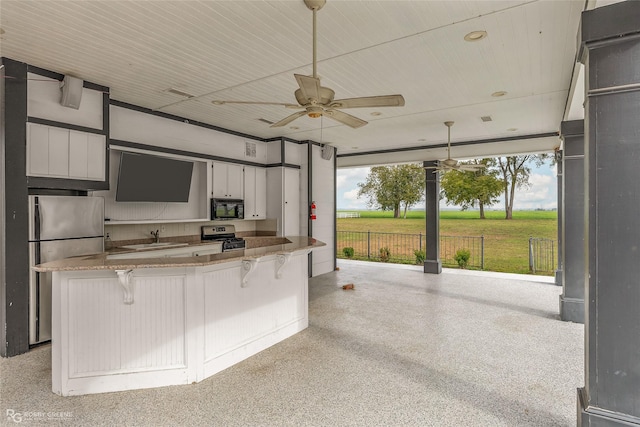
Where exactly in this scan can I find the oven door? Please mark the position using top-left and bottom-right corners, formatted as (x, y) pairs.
(211, 199), (244, 220)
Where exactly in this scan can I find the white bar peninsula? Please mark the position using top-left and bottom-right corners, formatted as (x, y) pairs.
(34, 237), (325, 396)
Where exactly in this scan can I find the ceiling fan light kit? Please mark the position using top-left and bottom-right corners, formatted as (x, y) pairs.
(210, 0), (404, 129)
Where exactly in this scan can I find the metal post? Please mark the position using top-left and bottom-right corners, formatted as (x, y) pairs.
(528, 237), (534, 273)
(419, 233), (423, 251)
(481, 235), (485, 270)
(367, 230), (371, 259)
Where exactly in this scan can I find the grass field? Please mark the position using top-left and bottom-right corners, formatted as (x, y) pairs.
(336, 210), (558, 275)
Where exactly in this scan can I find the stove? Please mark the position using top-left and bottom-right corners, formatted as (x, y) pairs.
(201, 225), (246, 252)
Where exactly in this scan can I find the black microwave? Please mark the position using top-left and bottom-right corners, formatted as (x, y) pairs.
(211, 198), (244, 220)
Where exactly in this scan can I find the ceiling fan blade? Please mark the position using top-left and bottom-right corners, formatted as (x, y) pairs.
(324, 109), (368, 128)
(328, 94), (405, 109)
(294, 74), (321, 103)
(458, 164), (487, 171)
(270, 111), (308, 128)
(211, 100), (300, 108)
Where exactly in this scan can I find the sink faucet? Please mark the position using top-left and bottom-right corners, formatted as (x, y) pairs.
(151, 230), (160, 243)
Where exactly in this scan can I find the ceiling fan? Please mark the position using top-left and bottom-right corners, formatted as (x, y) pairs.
(211, 0), (405, 129)
(426, 121), (487, 172)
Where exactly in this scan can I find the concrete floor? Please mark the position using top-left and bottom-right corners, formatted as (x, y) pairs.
(0, 260), (583, 426)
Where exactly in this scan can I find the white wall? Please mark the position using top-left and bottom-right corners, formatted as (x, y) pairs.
(311, 144), (335, 276)
(27, 73), (103, 130)
(110, 105), (267, 163)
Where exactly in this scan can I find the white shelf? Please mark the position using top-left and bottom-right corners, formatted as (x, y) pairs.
(105, 218), (210, 225)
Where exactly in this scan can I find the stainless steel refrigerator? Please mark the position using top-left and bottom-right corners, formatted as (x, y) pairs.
(28, 195), (104, 345)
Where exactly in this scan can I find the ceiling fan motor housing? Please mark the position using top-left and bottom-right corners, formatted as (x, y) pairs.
(295, 86), (335, 106)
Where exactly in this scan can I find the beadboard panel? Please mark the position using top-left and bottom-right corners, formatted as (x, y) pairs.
(202, 253), (307, 361)
(66, 274), (187, 377)
(52, 251), (310, 395)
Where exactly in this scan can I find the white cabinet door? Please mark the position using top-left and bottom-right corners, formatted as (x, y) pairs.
(68, 131), (89, 178)
(86, 134), (106, 180)
(48, 127), (69, 177)
(283, 168), (300, 236)
(244, 166), (257, 218)
(27, 123), (50, 176)
(266, 167), (300, 236)
(226, 164), (244, 199)
(244, 166), (267, 219)
(212, 162), (228, 198)
(254, 167), (267, 219)
(212, 163), (244, 199)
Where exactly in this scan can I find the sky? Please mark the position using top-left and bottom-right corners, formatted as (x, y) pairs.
(336, 161), (558, 211)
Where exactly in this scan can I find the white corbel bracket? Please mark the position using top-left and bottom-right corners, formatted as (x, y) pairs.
(241, 259), (259, 287)
(115, 269), (135, 304)
(276, 253), (292, 278)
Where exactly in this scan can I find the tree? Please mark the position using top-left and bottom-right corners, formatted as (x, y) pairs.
(439, 159), (502, 219)
(493, 155), (550, 219)
(357, 164), (424, 218)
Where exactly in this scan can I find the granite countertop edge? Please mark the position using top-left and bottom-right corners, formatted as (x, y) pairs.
(34, 236), (326, 272)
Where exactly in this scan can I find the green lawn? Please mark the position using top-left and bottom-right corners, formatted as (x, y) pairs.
(336, 210), (558, 275)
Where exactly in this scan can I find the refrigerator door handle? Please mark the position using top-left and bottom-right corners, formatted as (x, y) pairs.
(33, 196), (41, 241)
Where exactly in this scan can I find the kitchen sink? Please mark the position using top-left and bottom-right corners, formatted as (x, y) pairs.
(120, 242), (189, 250)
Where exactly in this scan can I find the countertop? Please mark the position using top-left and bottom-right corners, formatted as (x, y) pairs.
(33, 236), (325, 272)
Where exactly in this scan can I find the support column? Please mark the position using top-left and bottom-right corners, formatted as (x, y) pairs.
(559, 121), (585, 324)
(578, 2), (640, 425)
(423, 161), (441, 274)
(555, 149), (563, 287)
(0, 58), (30, 357)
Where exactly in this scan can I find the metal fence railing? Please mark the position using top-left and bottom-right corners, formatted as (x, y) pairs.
(337, 230), (484, 269)
(440, 235), (484, 270)
(529, 237), (556, 273)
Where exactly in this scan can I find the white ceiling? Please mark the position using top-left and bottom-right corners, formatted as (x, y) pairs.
(1, 0), (587, 167)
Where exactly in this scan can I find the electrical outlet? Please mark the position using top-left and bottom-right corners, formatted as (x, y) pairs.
(161, 225), (166, 232)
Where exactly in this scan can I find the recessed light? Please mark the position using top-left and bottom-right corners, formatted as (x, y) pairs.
(212, 100), (225, 105)
(507, 128), (518, 132)
(290, 126), (299, 130)
(492, 91), (507, 97)
(464, 30), (487, 42)
(351, 146), (359, 149)
(370, 112), (382, 116)
(418, 138), (427, 142)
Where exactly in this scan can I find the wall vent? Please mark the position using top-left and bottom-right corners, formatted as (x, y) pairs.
(481, 116), (493, 122)
(245, 141), (257, 158)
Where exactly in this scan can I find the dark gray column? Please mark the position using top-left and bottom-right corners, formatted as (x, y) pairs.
(0, 58), (30, 357)
(555, 149), (563, 287)
(559, 121), (585, 324)
(422, 161), (441, 274)
(578, 2), (640, 425)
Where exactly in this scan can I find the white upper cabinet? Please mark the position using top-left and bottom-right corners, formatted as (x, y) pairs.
(244, 166), (266, 219)
(212, 162), (243, 199)
(27, 122), (106, 182)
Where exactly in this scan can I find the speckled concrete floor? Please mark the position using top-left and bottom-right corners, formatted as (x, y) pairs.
(0, 261), (583, 426)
